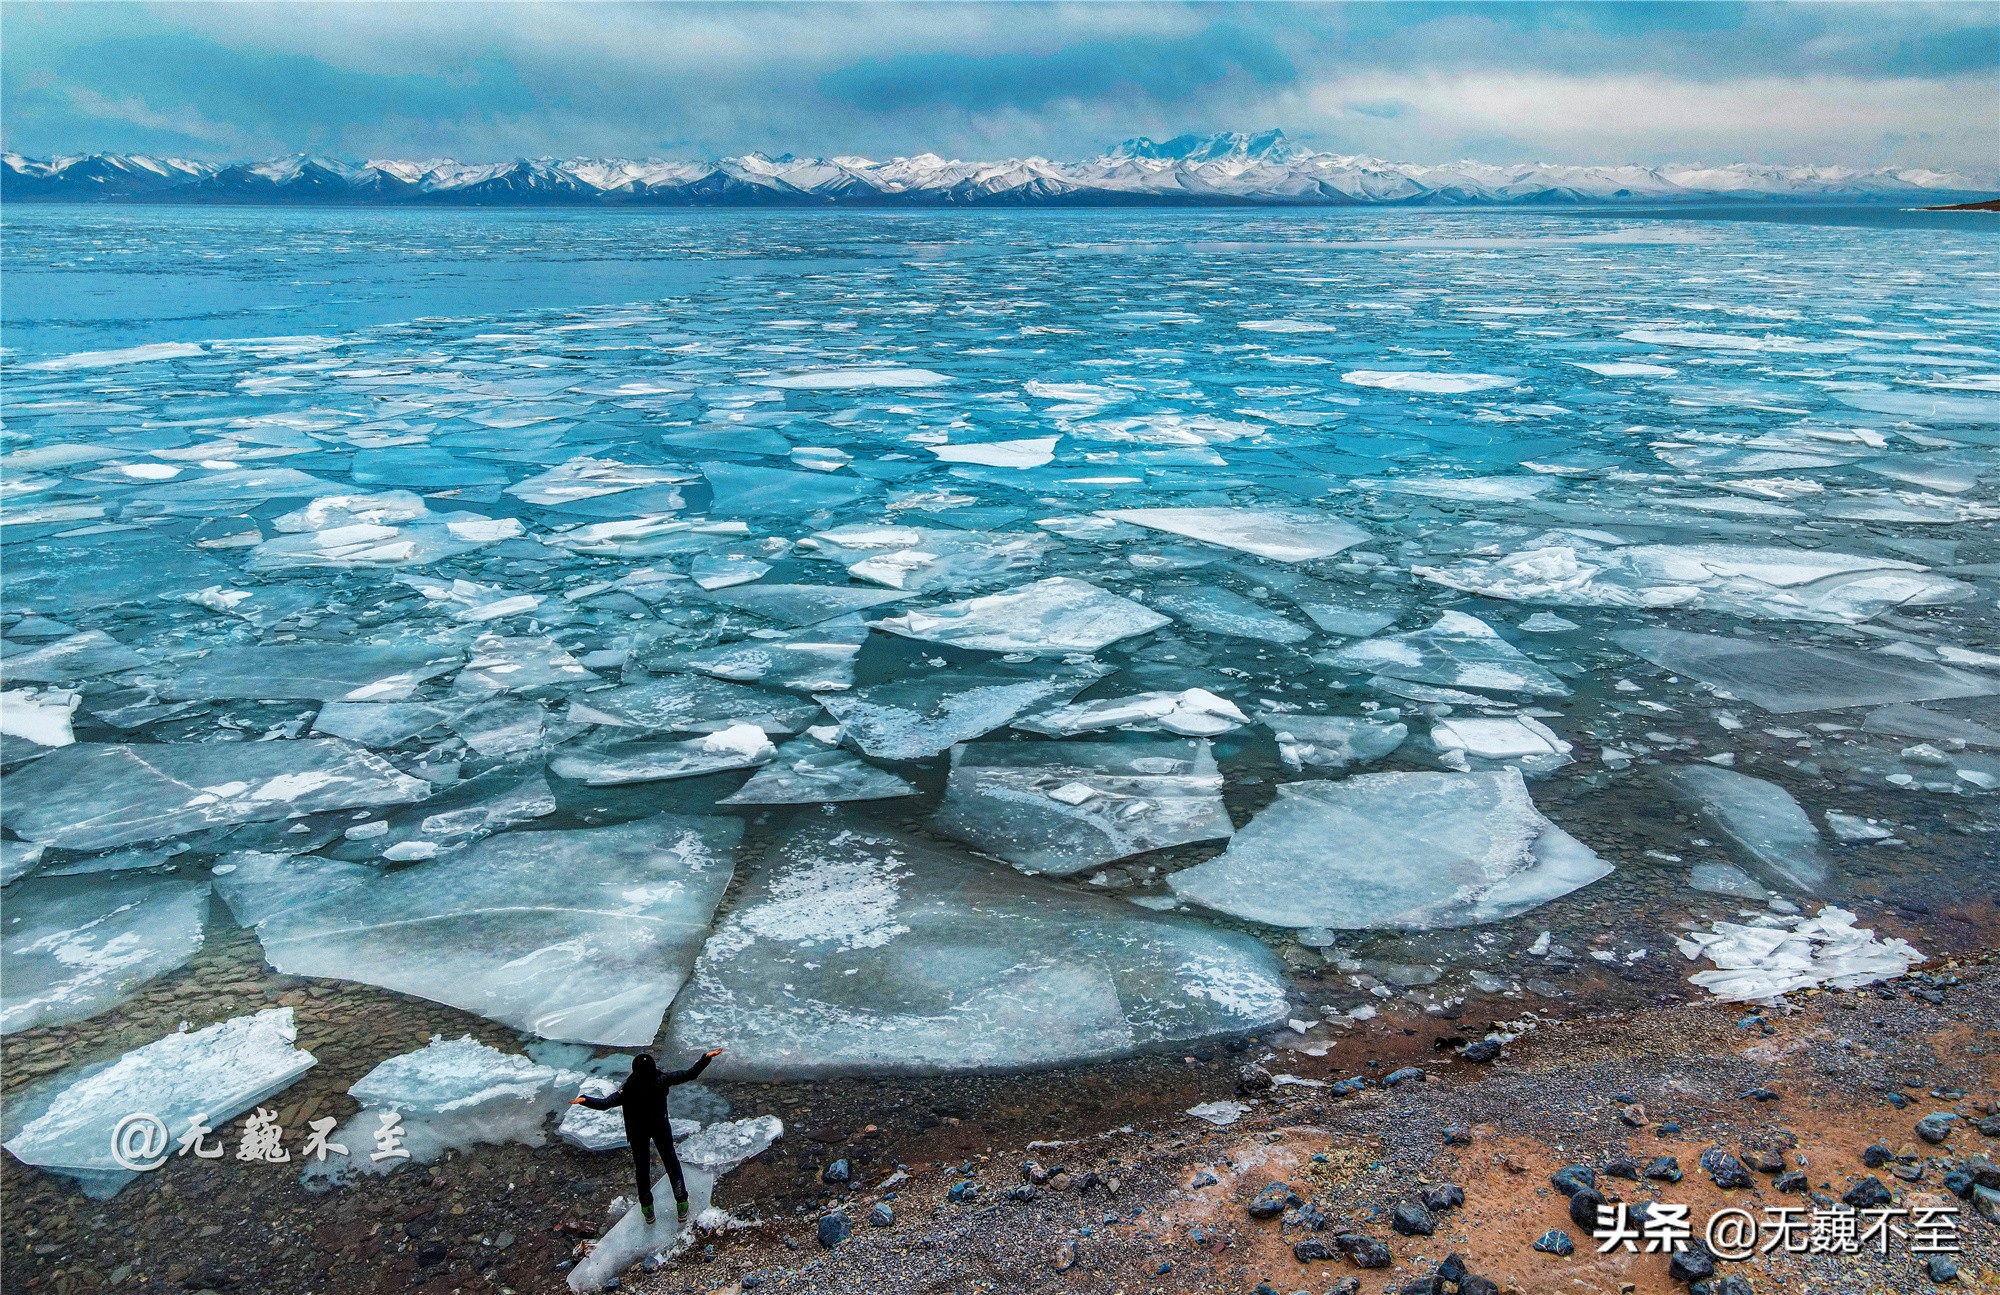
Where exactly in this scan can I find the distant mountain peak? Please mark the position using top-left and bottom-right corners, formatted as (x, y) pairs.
(1108, 129), (1305, 164)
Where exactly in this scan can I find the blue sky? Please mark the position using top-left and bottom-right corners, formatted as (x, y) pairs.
(3, 2), (1994, 171)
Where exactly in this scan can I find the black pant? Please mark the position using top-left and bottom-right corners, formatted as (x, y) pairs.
(629, 1127), (685, 1211)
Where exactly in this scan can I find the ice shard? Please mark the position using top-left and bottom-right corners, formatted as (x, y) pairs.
(1319, 612), (1571, 697)
(930, 739), (1234, 875)
(247, 815), (741, 1045)
(1261, 713), (1408, 770)
(566, 675), (820, 735)
(1614, 628), (2000, 714)
(818, 660), (1112, 761)
(548, 723), (777, 785)
(664, 818), (1288, 1076)
(1148, 585), (1313, 645)
(2, 740), (431, 852)
(1663, 766), (1830, 893)
(718, 735), (917, 805)
(1098, 507), (1369, 563)
(155, 643), (460, 702)
(1168, 769), (1610, 930)
(871, 577), (1168, 655)
(3, 1008), (315, 1199)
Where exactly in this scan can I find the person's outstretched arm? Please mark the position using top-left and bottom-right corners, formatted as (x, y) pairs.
(662, 1048), (723, 1086)
(571, 1086), (625, 1110)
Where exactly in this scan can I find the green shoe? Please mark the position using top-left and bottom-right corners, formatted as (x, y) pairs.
(641, 1205), (655, 1225)
(676, 1199), (689, 1222)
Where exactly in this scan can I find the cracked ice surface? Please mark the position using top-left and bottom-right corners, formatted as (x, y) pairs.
(1169, 769), (1611, 931)
(665, 818), (1288, 1076)
(246, 817), (740, 1045)
(3, 1008), (315, 1197)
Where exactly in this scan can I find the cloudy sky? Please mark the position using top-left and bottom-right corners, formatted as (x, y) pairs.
(3, 2), (1994, 172)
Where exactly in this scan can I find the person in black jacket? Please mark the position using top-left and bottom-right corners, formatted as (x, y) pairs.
(572, 1048), (723, 1224)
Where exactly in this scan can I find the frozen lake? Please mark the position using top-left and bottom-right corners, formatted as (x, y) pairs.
(2, 205), (1996, 1192)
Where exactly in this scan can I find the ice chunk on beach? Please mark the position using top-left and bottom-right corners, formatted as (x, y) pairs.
(1169, 769), (1610, 930)
(565, 1115), (785, 1291)
(1319, 612), (1570, 697)
(1675, 907), (1923, 1003)
(3, 1008), (314, 1198)
(931, 739), (1234, 876)
(549, 723), (777, 785)
(1, 875), (211, 1033)
(664, 818), (1287, 1076)
(719, 735), (916, 805)
(872, 577), (1167, 655)
(3, 740), (430, 852)
(1262, 712), (1407, 770)
(1430, 716), (1574, 777)
(1614, 628), (2000, 714)
(1664, 766), (1830, 893)
(1099, 507), (1368, 563)
(308, 1036), (576, 1183)
(249, 816), (740, 1045)
(157, 643), (459, 702)
(818, 661), (1111, 761)
(1018, 688), (1248, 738)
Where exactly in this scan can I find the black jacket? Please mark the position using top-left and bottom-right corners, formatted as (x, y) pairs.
(580, 1053), (715, 1138)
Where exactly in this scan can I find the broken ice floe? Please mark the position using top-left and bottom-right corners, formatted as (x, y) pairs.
(1169, 769), (1610, 931)
(565, 675), (819, 736)
(3, 740), (430, 852)
(0, 687), (80, 746)
(1675, 907), (1923, 1003)
(1016, 688), (1248, 738)
(1, 874), (212, 1033)
(1615, 628), (2000, 714)
(548, 723), (777, 785)
(817, 661), (1111, 761)
(664, 818), (1288, 1075)
(718, 735), (916, 805)
(1664, 766), (1830, 894)
(243, 816), (740, 1045)
(1429, 716), (1573, 777)
(1098, 507), (1368, 563)
(931, 740), (1234, 876)
(1263, 713), (1408, 770)
(871, 576), (1167, 655)
(1319, 612), (1570, 697)
(3, 1008), (315, 1198)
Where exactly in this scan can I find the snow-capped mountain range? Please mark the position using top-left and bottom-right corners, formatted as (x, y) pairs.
(3, 131), (1987, 206)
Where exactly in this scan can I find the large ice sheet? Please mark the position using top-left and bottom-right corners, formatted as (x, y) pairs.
(652, 622), (866, 692)
(156, 643), (460, 702)
(1099, 507), (1369, 563)
(1664, 766), (1830, 893)
(1319, 612), (1571, 697)
(818, 660), (1111, 761)
(567, 675), (820, 735)
(1, 875), (211, 1033)
(3, 1008), (315, 1198)
(1261, 712), (1408, 770)
(248, 816), (741, 1045)
(2, 739), (431, 852)
(1149, 585), (1312, 645)
(702, 461), (876, 516)
(931, 739), (1234, 875)
(701, 583), (909, 627)
(801, 525), (1049, 592)
(1169, 769), (1610, 930)
(871, 576), (1168, 654)
(1614, 628), (2000, 713)
(549, 723), (777, 785)
(664, 818), (1288, 1076)
(1017, 688), (1249, 737)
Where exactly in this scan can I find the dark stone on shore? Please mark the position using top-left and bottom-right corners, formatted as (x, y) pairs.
(816, 1213), (851, 1249)
(1773, 1170), (1809, 1194)
(1460, 1279), (1500, 1295)
(1700, 1148), (1754, 1190)
(1328, 1279), (1361, 1295)
(1550, 1164), (1596, 1197)
(1843, 1177), (1894, 1209)
(867, 1202), (892, 1228)
(1533, 1229), (1575, 1256)
(1423, 1184), (1465, 1212)
(1916, 1113), (1958, 1145)
(1383, 1066), (1426, 1087)
(1247, 1182), (1300, 1219)
(1863, 1142), (1894, 1167)
(1978, 1115), (2000, 1137)
(1438, 1255), (1467, 1284)
(1461, 1039), (1501, 1063)
(1443, 1123), (1473, 1145)
(1744, 1148), (1784, 1174)
(1237, 1063), (1274, 1096)
(1669, 1243), (1716, 1283)
(1293, 1238), (1336, 1263)
(1603, 1157), (1639, 1181)
(1927, 1255), (1959, 1283)
(1644, 1156), (1683, 1182)
(1568, 1187), (1606, 1232)
(1739, 1087), (1779, 1102)
(1335, 1234), (1392, 1268)
(821, 1158), (851, 1184)
(1391, 1201), (1435, 1236)
(1022, 1159), (1051, 1184)
(1717, 1278), (1754, 1295)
